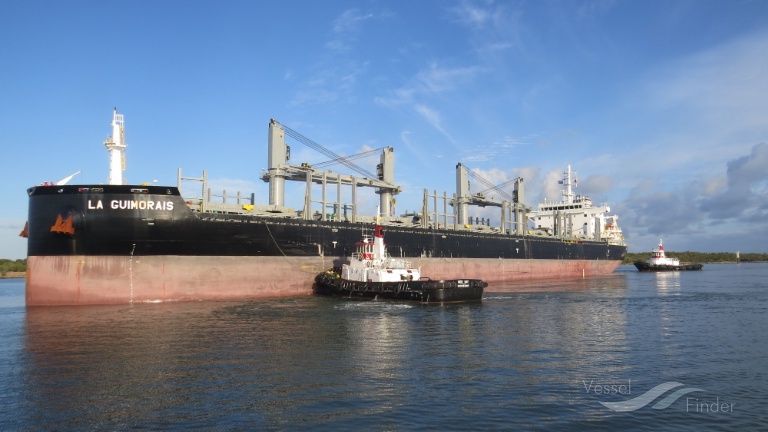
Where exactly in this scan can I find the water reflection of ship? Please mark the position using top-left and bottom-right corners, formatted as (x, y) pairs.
(22, 300), (487, 426)
(20, 285), (636, 428)
(485, 274), (627, 293)
(22, 301), (365, 427)
(334, 302), (483, 411)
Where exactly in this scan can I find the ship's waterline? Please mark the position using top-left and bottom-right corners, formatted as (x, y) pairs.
(25, 255), (621, 306)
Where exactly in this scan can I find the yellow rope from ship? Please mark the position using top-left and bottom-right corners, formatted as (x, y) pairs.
(263, 220), (324, 274)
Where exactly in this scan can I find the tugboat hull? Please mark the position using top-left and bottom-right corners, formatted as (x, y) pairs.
(314, 270), (486, 303)
(634, 261), (703, 272)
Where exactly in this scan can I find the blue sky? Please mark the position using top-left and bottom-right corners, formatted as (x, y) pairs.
(2, 0), (768, 259)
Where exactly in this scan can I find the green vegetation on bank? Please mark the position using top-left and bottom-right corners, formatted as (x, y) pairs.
(623, 252), (768, 265)
(0, 259), (27, 276)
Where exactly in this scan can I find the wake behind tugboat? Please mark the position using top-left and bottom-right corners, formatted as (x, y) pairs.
(314, 214), (486, 303)
(634, 239), (703, 272)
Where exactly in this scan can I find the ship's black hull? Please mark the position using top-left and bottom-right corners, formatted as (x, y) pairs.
(634, 261), (704, 272)
(26, 185), (627, 261)
(314, 270), (486, 303)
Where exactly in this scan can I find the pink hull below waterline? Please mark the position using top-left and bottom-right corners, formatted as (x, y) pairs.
(25, 255), (622, 306)
(419, 257), (621, 282)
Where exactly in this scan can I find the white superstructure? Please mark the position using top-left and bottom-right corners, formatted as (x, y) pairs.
(104, 108), (126, 185)
(527, 164), (624, 245)
(647, 239), (680, 266)
(341, 215), (421, 283)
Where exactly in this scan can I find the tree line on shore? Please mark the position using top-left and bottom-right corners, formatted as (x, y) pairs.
(622, 251), (768, 265)
(0, 259), (26, 276)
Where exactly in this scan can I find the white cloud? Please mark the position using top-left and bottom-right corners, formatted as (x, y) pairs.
(604, 29), (768, 252)
(644, 30), (768, 144)
(579, 174), (613, 195)
(446, 0), (525, 56)
(375, 62), (486, 142)
(327, 9), (375, 52)
(619, 143), (768, 252)
(291, 9), (376, 107)
(376, 63), (486, 108)
(699, 142), (768, 220)
(448, 0), (497, 28)
(333, 9), (374, 33)
(416, 62), (486, 93)
(414, 104), (445, 135)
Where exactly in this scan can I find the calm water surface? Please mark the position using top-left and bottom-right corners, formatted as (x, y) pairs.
(0, 264), (766, 430)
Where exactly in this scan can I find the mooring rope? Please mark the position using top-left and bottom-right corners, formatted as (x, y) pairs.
(129, 243), (136, 304)
(263, 220), (323, 274)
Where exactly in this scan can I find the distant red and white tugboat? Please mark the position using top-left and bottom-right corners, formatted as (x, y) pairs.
(314, 214), (486, 303)
(634, 239), (703, 272)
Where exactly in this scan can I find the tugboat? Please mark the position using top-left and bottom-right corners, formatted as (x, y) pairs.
(314, 214), (486, 303)
(634, 239), (703, 272)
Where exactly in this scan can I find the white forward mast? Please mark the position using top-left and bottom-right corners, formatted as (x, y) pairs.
(104, 108), (126, 185)
(561, 163), (576, 204)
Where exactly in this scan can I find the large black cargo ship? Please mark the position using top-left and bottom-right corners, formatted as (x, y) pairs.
(23, 110), (627, 305)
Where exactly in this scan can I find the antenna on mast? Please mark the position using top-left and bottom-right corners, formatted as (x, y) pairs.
(104, 108), (126, 185)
